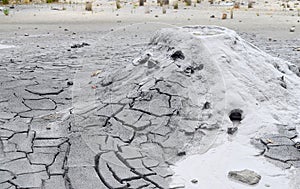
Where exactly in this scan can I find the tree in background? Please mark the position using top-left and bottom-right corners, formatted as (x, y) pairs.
(2, 0), (9, 5)
(139, 0), (144, 6)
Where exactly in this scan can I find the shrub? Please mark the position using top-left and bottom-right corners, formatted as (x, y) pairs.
(86, 2), (92, 11)
(2, 0), (9, 5)
(139, 0), (144, 6)
(46, 0), (58, 3)
(3, 9), (9, 16)
(116, 0), (121, 9)
(173, 1), (178, 9)
(185, 0), (191, 6)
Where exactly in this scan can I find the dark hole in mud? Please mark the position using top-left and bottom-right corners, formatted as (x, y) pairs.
(177, 151), (186, 156)
(171, 50), (185, 61)
(184, 64), (204, 75)
(229, 109), (243, 122)
(203, 102), (210, 109)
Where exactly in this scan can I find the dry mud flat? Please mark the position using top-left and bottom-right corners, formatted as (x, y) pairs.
(0, 12), (300, 189)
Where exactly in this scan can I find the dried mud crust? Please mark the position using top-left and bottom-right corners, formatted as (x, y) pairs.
(0, 25), (221, 188)
(0, 29), (101, 189)
(0, 25), (299, 189)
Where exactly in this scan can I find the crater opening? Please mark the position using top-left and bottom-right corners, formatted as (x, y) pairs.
(171, 50), (185, 61)
(229, 109), (243, 122)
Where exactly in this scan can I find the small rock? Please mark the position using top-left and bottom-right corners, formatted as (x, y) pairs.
(155, 15), (159, 18)
(64, 28), (69, 31)
(191, 179), (198, 184)
(227, 127), (238, 135)
(210, 15), (215, 18)
(228, 169), (261, 185)
(67, 81), (73, 86)
(169, 183), (185, 188)
(177, 151), (186, 156)
(71, 42), (90, 48)
(290, 27), (295, 32)
(91, 70), (101, 77)
(24, 33), (29, 36)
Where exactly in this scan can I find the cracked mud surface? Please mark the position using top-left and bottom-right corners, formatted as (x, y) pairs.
(0, 23), (300, 189)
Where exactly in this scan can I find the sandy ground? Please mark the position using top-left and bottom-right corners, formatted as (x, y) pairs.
(0, 0), (300, 189)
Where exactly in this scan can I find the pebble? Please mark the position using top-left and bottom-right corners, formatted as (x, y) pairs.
(177, 151), (186, 156)
(227, 127), (238, 135)
(67, 81), (73, 86)
(228, 169), (261, 185)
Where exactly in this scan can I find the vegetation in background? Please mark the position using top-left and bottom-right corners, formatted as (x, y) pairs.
(162, 6), (166, 14)
(173, 1), (178, 9)
(248, 1), (253, 8)
(185, 0), (191, 6)
(116, 0), (121, 9)
(46, 0), (58, 3)
(85, 1), (92, 11)
(139, 0), (144, 6)
(3, 8), (9, 16)
(2, 0), (9, 5)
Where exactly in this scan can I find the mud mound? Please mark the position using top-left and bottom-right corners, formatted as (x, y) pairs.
(71, 26), (300, 188)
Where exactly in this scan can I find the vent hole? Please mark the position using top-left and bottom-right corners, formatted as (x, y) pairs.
(229, 109), (243, 122)
(171, 50), (185, 61)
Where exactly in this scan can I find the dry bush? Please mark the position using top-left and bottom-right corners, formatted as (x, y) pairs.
(85, 2), (92, 11)
(222, 13), (227, 19)
(116, 0), (121, 9)
(2, 0), (9, 5)
(185, 0), (191, 6)
(173, 0), (178, 9)
(248, 1), (253, 8)
(162, 6), (166, 14)
(139, 0), (144, 6)
(234, 2), (240, 8)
